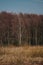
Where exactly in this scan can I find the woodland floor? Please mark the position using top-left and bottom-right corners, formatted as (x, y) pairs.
(0, 46), (43, 65)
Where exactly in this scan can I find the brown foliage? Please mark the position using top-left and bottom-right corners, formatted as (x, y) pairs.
(0, 12), (43, 46)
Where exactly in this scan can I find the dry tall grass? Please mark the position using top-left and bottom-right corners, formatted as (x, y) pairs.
(0, 46), (43, 65)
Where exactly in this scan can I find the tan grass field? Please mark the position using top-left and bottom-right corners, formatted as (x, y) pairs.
(0, 46), (43, 65)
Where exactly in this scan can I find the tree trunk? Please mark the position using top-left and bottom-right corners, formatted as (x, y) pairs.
(35, 28), (37, 45)
(17, 14), (21, 45)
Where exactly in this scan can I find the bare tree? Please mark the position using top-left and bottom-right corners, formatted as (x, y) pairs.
(17, 14), (22, 45)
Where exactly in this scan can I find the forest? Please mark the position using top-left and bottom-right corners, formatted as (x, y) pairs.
(0, 12), (43, 46)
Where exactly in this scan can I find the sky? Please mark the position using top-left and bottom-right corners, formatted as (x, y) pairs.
(0, 0), (43, 14)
